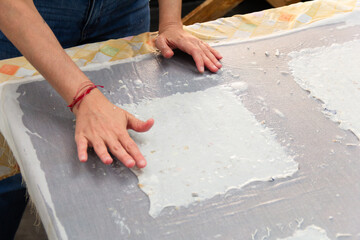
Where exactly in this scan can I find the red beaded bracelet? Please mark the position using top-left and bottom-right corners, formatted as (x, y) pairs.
(67, 82), (104, 112)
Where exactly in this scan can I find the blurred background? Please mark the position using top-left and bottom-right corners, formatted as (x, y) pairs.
(150, 0), (275, 31)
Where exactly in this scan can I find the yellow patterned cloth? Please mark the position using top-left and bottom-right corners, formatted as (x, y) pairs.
(0, 0), (358, 179)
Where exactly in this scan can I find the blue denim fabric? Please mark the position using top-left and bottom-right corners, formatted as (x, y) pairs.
(0, 0), (150, 59)
(0, 174), (28, 240)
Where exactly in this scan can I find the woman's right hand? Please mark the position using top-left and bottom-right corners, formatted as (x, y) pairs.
(73, 89), (154, 168)
(0, 0), (154, 168)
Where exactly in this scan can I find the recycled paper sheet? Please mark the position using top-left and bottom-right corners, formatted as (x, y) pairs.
(126, 85), (298, 218)
(1, 10), (360, 240)
(288, 39), (360, 139)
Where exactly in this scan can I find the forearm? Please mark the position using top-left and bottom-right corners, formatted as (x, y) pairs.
(0, 0), (90, 104)
(158, 0), (182, 32)
(0, 0), (154, 167)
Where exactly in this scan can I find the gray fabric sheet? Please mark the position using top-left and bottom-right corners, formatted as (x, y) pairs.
(1, 20), (360, 239)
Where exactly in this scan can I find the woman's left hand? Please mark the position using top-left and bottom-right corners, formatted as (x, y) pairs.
(155, 23), (223, 73)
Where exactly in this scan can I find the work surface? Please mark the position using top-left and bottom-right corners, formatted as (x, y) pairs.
(1, 11), (360, 240)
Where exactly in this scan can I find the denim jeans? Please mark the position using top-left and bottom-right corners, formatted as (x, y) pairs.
(0, 1), (150, 238)
(0, 0), (150, 59)
(0, 174), (28, 240)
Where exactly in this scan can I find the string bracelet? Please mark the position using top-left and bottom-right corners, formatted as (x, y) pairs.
(67, 82), (104, 112)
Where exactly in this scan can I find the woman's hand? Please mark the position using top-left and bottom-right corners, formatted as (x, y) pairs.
(0, 0), (155, 169)
(155, 23), (223, 73)
(73, 89), (154, 168)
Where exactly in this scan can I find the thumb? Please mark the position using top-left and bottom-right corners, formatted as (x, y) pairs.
(127, 114), (154, 132)
(156, 36), (174, 58)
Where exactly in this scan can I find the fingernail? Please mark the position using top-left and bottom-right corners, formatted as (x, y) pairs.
(138, 159), (147, 168)
(127, 160), (136, 168)
(200, 66), (204, 72)
(79, 155), (87, 162)
(105, 158), (113, 165)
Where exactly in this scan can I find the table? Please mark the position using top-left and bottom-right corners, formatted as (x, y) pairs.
(1, 1), (359, 239)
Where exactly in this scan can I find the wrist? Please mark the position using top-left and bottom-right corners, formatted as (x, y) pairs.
(159, 21), (183, 34)
(72, 88), (105, 116)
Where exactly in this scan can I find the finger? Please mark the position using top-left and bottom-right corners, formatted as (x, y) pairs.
(200, 43), (222, 69)
(201, 53), (219, 73)
(203, 42), (223, 60)
(127, 114), (154, 132)
(118, 132), (147, 168)
(156, 36), (174, 59)
(92, 140), (113, 165)
(75, 136), (88, 162)
(108, 140), (136, 168)
(189, 49), (205, 73)
(210, 47), (223, 60)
